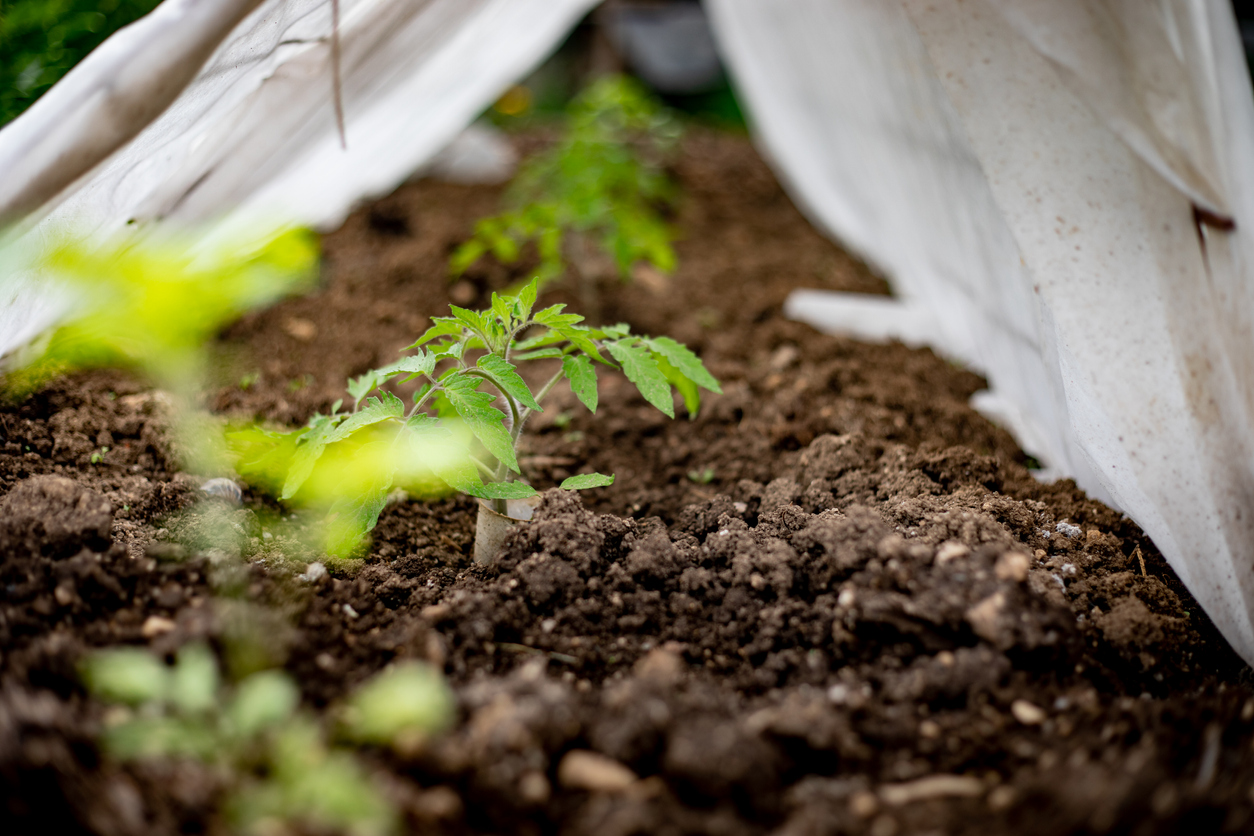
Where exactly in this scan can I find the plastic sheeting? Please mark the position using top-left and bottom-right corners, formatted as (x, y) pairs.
(0, 0), (598, 358)
(707, 0), (1254, 666)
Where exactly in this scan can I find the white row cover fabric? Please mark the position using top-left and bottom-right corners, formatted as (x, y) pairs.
(707, 0), (1254, 666)
(0, 0), (597, 358)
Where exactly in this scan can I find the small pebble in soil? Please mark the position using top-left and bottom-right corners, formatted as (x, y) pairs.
(1011, 699), (1047, 725)
(141, 615), (176, 638)
(849, 791), (879, 818)
(200, 478), (243, 505)
(994, 552), (1030, 582)
(935, 541), (970, 565)
(299, 562), (327, 582)
(559, 747), (637, 797)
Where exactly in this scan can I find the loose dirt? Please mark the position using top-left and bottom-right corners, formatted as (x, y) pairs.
(3, 129), (1253, 836)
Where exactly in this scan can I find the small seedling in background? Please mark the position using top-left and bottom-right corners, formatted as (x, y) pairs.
(90, 446), (109, 464)
(687, 466), (716, 485)
(451, 75), (681, 319)
(80, 644), (446, 836)
(338, 662), (454, 750)
(239, 371), (260, 390)
(229, 278), (719, 558)
(286, 373), (313, 393)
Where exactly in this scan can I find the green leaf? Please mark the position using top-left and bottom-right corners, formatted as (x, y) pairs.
(342, 662), (455, 746)
(324, 392), (404, 444)
(228, 670), (299, 739)
(532, 304), (579, 327)
(512, 329), (567, 352)
(605, 339), (674, 418)
(562, 354), (598, 412)
(449, 239), (486, 275)
(170, 643), (219, 714)
(430, 340), (466, 361)
(516, 278), (539, 322)
(474, 480), (538, 499)
(655, 351), (700, 417)
(512, 347), (564, 361)
(560, 473), (614, 490)
(103, 716), (218, 762)
(448, 306), (486, 337)
(375, 352), (436, 381)
(645, 336), (721, 393)
(442, 373), (519, 473)
(490, 293), (514, 328)
(323, 478), (391, 557)
(553, 324), (610, 365)
(477, 354), (540, 411)
(346, 372), (379, 405)
(281, 415), (339, 500)
(409, 319), (463, 348)
(81, 649), (170, 706)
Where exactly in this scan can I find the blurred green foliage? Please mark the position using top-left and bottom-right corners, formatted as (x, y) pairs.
(81, 643), (412, 836)
(0, 0), (163, 127)
(451, 75), (681, 291)
(2, 228), (319, 400)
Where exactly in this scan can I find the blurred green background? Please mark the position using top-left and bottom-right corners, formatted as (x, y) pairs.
(0, 0), (162, 126)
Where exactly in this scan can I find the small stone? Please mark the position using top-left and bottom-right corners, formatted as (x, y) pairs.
(1011, 699), (1047, 725)
(342, 603), (359, 619)
(412, 786), (463, 822)
(837, 588), (856, 608)
(849, 790), (879, 818)
(518, 771), (551, 804)
(634, 647), (684, 684)
(769, 344), (800, 371)
(299, 562), (327, 582)
(936, 650), (955, 667)
(422, 604), (452, 622)
(995, 552), (1030, 583)
(987, 785), (1016, 811)
(965, 591), (1007, 643)
(919, 720), (941, 739)
(557, 750), (638, 793)
(141, 615), (176, 638)
(283, 317), (317, 341)
(827, 683), (850, 704)
(54, 582), (75, 607)
(935, 541), (970, 565)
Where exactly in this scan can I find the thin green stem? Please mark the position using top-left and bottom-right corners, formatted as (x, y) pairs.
(470, 455), (496, 480)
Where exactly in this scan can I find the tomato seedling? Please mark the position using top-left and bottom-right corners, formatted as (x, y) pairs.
(230, 277), (719, 559)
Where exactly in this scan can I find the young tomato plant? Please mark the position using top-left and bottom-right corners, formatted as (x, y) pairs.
(230, 278), (719, 558)
(80, 643), (428, 836)
(450, 75), (681, 318)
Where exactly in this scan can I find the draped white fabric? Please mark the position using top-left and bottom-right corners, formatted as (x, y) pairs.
(707, 0), (1254, 665)
(0, 0), (598, 357)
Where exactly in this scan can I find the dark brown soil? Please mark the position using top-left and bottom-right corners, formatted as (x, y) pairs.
(4, 129), (1254, 836)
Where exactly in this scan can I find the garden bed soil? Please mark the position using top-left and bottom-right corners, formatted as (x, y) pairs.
(3, 129), (1254, 836)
